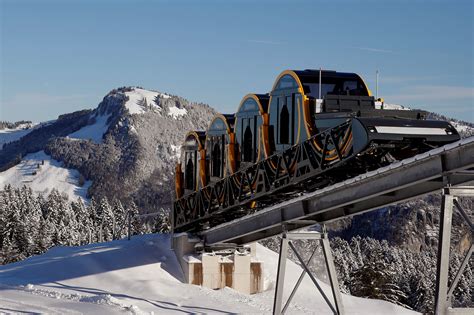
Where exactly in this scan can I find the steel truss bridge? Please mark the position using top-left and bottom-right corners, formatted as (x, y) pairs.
(176, 137), (474, 315)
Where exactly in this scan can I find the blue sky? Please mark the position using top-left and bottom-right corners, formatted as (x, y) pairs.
(1, 0), (473, 122)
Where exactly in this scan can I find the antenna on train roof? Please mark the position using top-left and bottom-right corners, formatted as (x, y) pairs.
(318, 67), (322, 99)
(376, 69), (379, 99)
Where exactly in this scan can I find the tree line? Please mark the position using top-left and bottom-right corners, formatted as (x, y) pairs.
(0, 185), (170, 265)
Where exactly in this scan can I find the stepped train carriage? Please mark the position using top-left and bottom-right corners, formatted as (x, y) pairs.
(173, 69), (460, 232)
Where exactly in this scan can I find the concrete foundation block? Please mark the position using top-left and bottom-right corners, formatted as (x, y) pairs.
(172, 234), (263, 294)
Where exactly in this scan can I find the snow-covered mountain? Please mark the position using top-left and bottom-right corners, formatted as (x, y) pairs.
(0, 87), (215, 208)
(0, 233), (418, 314)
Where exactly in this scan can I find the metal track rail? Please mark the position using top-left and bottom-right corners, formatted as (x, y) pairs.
(201, 137), (474, 245)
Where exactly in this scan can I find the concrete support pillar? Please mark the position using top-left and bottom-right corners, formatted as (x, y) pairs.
(202, 254), (220, 289)
(234, 254), (251, 294)
(172, 233), (199, 282)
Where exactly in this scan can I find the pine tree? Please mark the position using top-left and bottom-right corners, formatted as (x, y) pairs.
(87, 197), (98, 243)
(37, 218), (53, 253)
(71, 198), (92, 245)
(128, 202), (143, 236)
(111, 199), (126, 239)
(408, 274), (433, 313)
(152, 208), (170, 233)
(350, 260), (409, 308)
(17, 186), (42, 256)
(95, 197), (114, 242)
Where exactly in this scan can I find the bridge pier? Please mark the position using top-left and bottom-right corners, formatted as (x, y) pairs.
(435, 184), (474, 315)
(171, 233), (264, 294)
(273, 226), (344, 315)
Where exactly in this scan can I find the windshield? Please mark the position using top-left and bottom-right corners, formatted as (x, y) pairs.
(304, 79), (368, 99)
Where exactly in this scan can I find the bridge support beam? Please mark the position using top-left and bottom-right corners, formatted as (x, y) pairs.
(273, 226), (344, 315)
(435, 185), (474, 315)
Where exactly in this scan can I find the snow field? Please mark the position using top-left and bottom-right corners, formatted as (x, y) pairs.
(125, 88), (167, 115)
(0, 234), (419, 314)
(125, 88), (187, 118)
(0, 123), (36, 150)
(382, 103), (411, 110)
(67, 114), (111, 144)
(0, 151), (91, 201)
(167, 106), (187, 119)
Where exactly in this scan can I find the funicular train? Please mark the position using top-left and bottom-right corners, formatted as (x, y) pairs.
(173, 69), (460, 232)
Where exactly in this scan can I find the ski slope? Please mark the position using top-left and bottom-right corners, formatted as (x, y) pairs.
(0, 234), (418, 314)
(0, 151), (91, 201)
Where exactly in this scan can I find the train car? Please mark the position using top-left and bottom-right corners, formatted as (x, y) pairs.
(175, 131), (206, 198)
(173, 69), (460, 232)
(233, 94), (269, 170)
(265, 70), (457, 159)
(205, 114), (235, 183)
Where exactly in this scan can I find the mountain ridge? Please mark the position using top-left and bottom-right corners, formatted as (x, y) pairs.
(0, 86), (216, 211)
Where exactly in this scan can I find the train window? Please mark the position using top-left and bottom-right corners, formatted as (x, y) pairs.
(276, 75), (298, 90)
(288, 96), (295, 144)
(221, 135), (226, 175)
(303, 78), (368, 98)
(242, 99), (258, 112)
(343, 81), (358, 93)
(243, 124), (253, 162)
(212, 142), (221, 177)
(305, 83), (336, 98)
(279, 105), (290, 144)
(253, 116), (258, 160)
(185, 153), (194, 190)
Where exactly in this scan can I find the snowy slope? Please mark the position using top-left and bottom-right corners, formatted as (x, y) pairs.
(168, 105), (187, 119)
(382, 103), (410, 110)
(67, 114), (111, 143)
(450, 120), (474, 134)
(0, 234), (418, 314)
(124, 87), (187, 118)
(125, 88), (169, 115)
(0, 151), (91, 201)
(380, 103), (474, 135)
(0, 123), (36, 150)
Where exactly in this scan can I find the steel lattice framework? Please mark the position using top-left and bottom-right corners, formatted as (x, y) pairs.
(174, 121), (363, 232)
